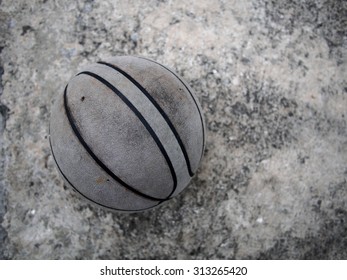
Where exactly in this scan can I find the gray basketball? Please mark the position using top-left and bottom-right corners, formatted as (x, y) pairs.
(49, 56), (205, 212)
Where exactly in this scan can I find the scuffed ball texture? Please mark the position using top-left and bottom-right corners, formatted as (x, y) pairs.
(49, 56), (205, 212)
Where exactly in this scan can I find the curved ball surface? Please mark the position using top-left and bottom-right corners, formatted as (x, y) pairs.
(49, 56), (205, 211)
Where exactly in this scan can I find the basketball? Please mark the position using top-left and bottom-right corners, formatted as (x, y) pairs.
(49, 56), (205, 211)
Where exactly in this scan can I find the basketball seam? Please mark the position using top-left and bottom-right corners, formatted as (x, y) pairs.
(136, 56), (205, 165)
(98, 61), (195, 177)
(66, 74), (177, 200)
(49, 134), (162, 212)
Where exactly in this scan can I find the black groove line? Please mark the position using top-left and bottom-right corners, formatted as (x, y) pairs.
(137, 56), (205, 163)
(69, 73), (177, 200)
(49, 134), (162, 212)
(98, 61), (195, 177)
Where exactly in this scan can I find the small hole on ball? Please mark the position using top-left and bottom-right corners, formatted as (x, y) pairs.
(106, 179), (110, 182)
(81, 96), (85, 101)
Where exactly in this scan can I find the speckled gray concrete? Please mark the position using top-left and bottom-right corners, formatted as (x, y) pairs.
(0, 0), (346, 259)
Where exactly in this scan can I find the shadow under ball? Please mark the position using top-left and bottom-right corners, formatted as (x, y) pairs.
(49, 56), (205, 212)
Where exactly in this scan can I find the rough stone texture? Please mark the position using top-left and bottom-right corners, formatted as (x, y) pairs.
(0, 0), (346, 259)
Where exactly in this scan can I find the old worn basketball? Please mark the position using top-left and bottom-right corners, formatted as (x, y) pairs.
(49, 56), (205, 211)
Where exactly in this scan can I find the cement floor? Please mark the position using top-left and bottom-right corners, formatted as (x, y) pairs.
(0, 0), (346, 259)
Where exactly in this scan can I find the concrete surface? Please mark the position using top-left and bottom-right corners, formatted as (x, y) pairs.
(0, 0), (346, 259)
